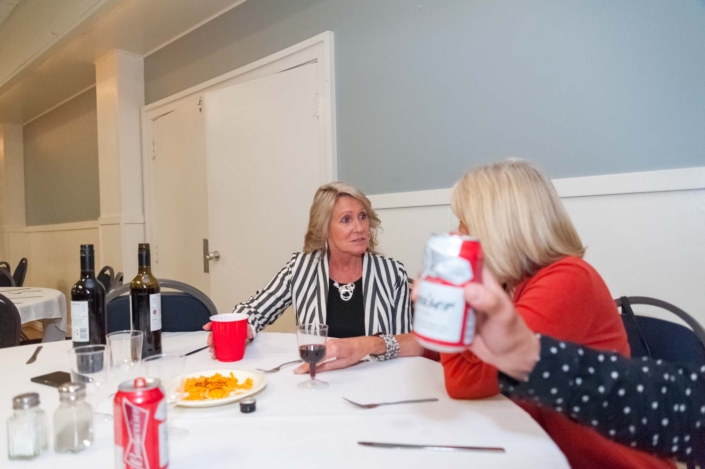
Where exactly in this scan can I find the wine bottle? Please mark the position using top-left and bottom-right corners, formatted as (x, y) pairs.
(71, 244), (107, 347)
(130, 243), (162, 358)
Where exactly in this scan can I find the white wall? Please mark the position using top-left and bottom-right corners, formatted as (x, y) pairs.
(6, 221), (101, 326)
(370, 167), (705, 329)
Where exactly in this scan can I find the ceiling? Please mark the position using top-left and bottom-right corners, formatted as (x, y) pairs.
(0, 0), (247, 124)
(0, 0), (22, 27)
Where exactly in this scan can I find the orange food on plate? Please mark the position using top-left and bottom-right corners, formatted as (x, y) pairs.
(183, 372), (254, 401)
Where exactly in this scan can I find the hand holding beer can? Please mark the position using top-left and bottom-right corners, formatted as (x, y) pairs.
(413, 233), (484, 353)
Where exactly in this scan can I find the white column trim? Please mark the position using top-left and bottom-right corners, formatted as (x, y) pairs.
(368, 166), (705, 210)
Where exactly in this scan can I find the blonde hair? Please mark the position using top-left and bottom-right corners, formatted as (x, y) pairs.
(303, 182), (381, 254)
(451, 159), (585, 288)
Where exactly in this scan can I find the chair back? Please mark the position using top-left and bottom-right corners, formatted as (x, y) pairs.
(617, 296), (705, 367)
(0, 261), (10, 271)
(0, 268), (16, 287)
(12, 258), (27, 287)
(106, 279), (217, 333)
(0, 294), (21, 348)
(111, 272), (124, 292)
(97, 266), (115, 292)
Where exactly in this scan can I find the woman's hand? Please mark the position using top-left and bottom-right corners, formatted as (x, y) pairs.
(294, 336), (385, 374)
(203, 322), (254, 360)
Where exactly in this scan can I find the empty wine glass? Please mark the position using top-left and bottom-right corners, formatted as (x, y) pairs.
(107, 330), (143, 381)
(67, 345), (111, 423)
(143, 353), (188, 439)
(297, 324), (328, 391)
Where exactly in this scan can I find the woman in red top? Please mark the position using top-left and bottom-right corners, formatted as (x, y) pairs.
(443, 160), (675, 469)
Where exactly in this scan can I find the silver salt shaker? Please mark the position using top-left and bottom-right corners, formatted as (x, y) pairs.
(7, 392), (48, 460)
(54, 382), (93, 453)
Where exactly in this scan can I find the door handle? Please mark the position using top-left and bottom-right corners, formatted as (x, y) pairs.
(203, 239), (219, 273)
(206, 250), (220, 261)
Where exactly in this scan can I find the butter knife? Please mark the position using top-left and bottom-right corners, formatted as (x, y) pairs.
(358, 442), (505, 453)
(26, 346), (43, 364)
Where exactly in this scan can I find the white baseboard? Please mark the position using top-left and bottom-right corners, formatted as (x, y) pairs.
(369, 166), (705, 209)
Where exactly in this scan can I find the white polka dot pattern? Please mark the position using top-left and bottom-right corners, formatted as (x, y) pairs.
(498, 335), (705, 466)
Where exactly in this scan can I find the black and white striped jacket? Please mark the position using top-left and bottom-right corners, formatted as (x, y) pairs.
(233, 250), (412, 338)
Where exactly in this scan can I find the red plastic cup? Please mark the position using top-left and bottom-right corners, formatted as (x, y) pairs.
(210, 313), (249, 362)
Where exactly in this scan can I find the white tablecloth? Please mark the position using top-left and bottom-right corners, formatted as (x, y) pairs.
(0, 332), (568, 468)
(0, 287), (67, 342)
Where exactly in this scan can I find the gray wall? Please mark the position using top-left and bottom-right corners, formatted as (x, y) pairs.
(24, 88), (100, 225)
(145, 0), (705, 194)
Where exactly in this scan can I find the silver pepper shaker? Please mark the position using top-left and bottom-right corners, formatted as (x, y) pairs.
(7, 392), (48, 460)
(54, 382), (94, 453)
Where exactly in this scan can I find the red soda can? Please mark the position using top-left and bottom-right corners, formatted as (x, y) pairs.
(413, 233), (484, 352)
(114, 377), (169, 469)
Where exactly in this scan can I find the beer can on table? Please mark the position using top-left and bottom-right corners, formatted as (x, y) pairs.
(114, 377), (168, 469)
(413, 233), (484, 353)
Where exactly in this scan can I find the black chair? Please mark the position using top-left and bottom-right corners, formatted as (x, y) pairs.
(106, 279), (216, 333)
(12, 258), (27, 287)
(0, 268), (16, 287)
(617, 296), (705, 366)
(0, 294), (21, 348)
(0, 261), (11, 272)
(111, 272), (124, 292)
(97, 266), (115, 292)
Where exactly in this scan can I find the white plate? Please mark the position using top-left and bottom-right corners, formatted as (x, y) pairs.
(177, 369), (267, 408)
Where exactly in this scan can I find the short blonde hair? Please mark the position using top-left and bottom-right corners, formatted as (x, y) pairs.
(303, 182), (381, 254)
(451, 159), (585, 288)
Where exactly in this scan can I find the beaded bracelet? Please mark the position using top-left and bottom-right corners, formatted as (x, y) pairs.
(371, 334), (400, 362)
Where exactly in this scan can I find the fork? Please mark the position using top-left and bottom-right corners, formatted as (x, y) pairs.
(256, 359), (303, 373)
(343, 397), (439, 409)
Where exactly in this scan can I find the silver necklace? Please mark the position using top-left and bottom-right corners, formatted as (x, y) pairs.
(331, 266), (361, 302)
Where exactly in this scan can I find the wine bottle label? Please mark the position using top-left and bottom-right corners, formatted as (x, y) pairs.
(150, 293), (162, 332)
(71, 301), (89, 342)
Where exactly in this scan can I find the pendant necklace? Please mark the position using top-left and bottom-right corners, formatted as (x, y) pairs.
(332, 265), (361, 302)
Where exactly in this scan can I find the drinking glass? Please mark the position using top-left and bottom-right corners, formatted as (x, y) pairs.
(143, 353), (188, 438)
(107, 330), (143, 381)
(297, 324), (328, 391)
(67, 345), (111, 423)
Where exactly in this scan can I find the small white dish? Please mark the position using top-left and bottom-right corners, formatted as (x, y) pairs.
(177, 369), (267, 408)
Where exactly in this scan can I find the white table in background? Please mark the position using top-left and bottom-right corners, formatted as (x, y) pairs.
(0, 332), (569, 469)
(0, 287), (67, 342)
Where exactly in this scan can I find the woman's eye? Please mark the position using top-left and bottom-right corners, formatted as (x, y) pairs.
(341, 216), (350, 223)
(359, 213), (367, 220)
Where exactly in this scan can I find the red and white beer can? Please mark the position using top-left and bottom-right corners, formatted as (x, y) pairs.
(114, 377), (169, 469)
(413, 233), (484, 353)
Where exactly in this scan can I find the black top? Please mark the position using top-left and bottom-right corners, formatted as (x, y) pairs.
(499, 335), (705, 466)
(326, 277), (365, 339)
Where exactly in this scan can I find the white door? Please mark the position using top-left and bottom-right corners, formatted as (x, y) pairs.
(151, 98), (210, 294)
(204, 63), (324, 314)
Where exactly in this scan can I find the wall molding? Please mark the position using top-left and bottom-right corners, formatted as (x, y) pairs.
(4, 220), (99, 234)
(99, 214), (145, 226)
(369, 166), (705, 210)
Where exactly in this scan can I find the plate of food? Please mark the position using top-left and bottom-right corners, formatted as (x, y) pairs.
(178, 369), (267, 408)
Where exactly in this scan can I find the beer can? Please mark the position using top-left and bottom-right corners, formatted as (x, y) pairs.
(114, 377), (169, 469)
(413, 233), (484, 353)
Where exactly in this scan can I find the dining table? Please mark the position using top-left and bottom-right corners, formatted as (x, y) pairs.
(0, 287), (67, 342)
(1, 331), (570, 468)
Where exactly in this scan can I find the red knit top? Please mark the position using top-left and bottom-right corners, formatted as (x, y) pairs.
(440, 256), (676, 469)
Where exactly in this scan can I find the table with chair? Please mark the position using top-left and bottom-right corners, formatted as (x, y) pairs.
(0, 287), (67, 346)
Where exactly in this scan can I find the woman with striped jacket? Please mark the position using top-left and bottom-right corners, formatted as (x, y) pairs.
(205, 182), (426, 370)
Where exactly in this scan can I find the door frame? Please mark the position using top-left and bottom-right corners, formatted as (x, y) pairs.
(140, 31), (336, 257)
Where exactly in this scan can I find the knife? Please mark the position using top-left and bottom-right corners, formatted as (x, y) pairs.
(26, 346), (43, 364)
(358, 442), (505, 453)
(185, 345), (209, 356)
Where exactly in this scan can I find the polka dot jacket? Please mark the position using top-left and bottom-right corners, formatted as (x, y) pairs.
(499, 335), (704, 466)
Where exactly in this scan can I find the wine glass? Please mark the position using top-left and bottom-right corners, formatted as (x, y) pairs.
(67, 345), (111, 423)
(107, 330), (143, 382)
(143, 353), (188, 439)
(297, 324), (329, 391)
